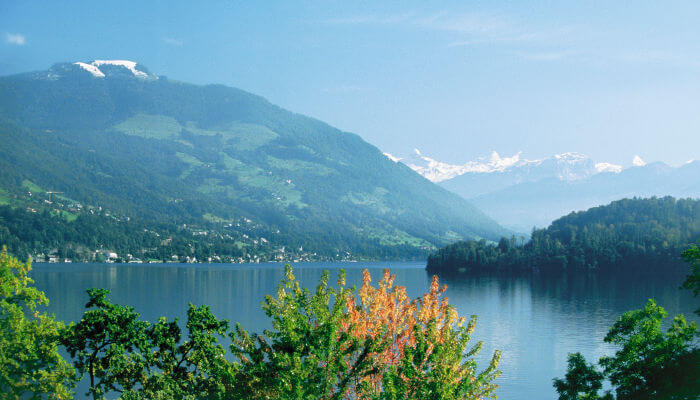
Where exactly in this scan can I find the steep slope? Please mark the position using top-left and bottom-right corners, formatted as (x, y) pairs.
(0, 61), (506, 260)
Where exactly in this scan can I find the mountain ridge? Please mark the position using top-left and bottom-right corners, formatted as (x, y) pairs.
(386, 148), (658, 184)
(386, 148), (699, 233)
(0, 60), (508, 261)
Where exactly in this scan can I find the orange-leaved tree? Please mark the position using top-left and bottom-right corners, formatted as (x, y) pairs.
(345, 269), (499, 398)
(229, 266), (501, 400)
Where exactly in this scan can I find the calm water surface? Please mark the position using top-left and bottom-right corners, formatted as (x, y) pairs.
(30, 262), (697, 399)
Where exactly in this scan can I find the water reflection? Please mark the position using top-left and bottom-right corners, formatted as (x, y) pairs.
(31, 263), (696, 399)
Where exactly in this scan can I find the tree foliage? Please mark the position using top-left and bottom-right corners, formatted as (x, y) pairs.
(681, 241), (700, 315)
(600, 300), (699, 400)
(552, 353), (611, 400)
(229, 266), (501, 399)
(58, 266), (500, 399)
(0, 247), (75, 399)
(61, 289), (229, 400)
(554, 300), (699, 400)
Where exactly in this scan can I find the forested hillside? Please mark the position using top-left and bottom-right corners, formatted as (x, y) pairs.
(427, 197), (700, 273)
(0, 61), (507, 261)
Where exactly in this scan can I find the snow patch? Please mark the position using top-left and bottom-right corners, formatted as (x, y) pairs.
(595, 162), (622, 173)
(383, 152), (401, 163)
(487, 151), (531, 171)
(398, 149), (544, 182)
(392, 148), (630, 183)
(92, 60), (149, 78)
(73, 60), (151, 78)
(554, 152), (588, 163)
(74, 62), (105, 77)
(632, 155), (646, 167)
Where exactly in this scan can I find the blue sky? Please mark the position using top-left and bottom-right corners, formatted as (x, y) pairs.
(2, 1), (699, 166)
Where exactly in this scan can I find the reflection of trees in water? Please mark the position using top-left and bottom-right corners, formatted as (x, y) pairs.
(28, 262), (697, 399)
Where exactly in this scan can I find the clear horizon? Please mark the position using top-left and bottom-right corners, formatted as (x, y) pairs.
(2, 1), (699, 166)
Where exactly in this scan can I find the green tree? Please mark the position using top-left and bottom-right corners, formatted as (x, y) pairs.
(60, 266), (499, 399)
(61, 289), (229, 400)
(375, 322), (501, 400)
(61, 288), (152, 400)
(0, 246), (76, 399)
(229, 266), (501, 400)
(600, 299), (699, 400)
(134, 304), (229, 399)
(681, 241), (700, 315)
(556, 299), (699, 400)
(227, 267), (387, 399)
(553, 353), (611, 400)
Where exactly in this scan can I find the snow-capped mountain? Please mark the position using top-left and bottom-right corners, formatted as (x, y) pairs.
(384, 149), (698, 233)
(385, 149), (616, 184)
(74, 60), (152, 78)
(385, 149), (540, 182)
(594, 162), (623, 173)
(40, 60), (158, 80)
(0, 60), (509, 259)
(469, 160), (700, 233)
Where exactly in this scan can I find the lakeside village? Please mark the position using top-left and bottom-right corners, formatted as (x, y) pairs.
(32, 246), (326, 264)
(29, 223), (342, 264)
(14, 185), (355, 264)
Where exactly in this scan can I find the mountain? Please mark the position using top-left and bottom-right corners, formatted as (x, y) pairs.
(427, 196), (700, 274)
(469, 161), (700, 233)
(389, 149), (699, 233)
(0, 60), (507, 261)
(387, 149), (604, 186)
(438, 151), (602, 198)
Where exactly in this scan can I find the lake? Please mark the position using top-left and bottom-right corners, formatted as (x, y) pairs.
(30, 261), (697, 399)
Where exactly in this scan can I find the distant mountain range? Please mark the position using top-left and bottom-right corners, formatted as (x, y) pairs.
(387, 149), (700, 233)
(0, 60), (508, 261)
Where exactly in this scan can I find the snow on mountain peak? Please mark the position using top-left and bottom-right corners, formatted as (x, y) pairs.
(632, 155), (646, 167)
(488, 151), (526, 171)
(389, 149), (629, 183)
(595, 162), (623, 173)
(93, 60), (149, 77)
(554, 152), (588, 163)
(402, 149), (469, 182)
(399, 149), (543, 182)
(74, 62), (105, 77)
(73, 60), (152, 79)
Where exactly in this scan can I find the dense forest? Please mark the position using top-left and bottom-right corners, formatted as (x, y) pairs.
(427, 197), (700, 274)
